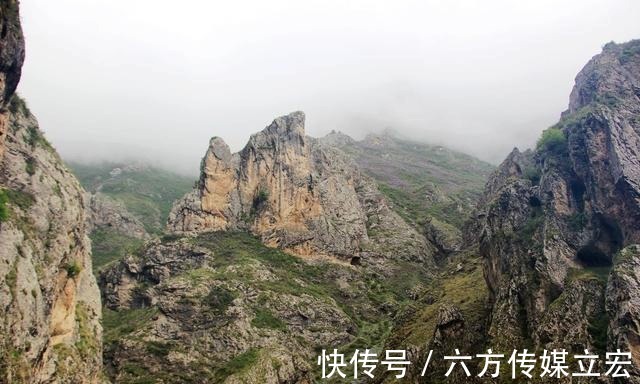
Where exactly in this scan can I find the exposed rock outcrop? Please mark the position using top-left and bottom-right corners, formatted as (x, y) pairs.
(606, 245), (640, 382)
(473, 39), (640, 379)
(85, 192), (148, 240)
(0, 99), (103, 382)
(99, 232), (408, 384)
(168, 111), (434, 264)
(0, 0), (25, 159)
(0, 3), (102, 382)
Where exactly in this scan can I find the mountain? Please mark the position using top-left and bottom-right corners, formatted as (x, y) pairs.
(70, 162), (194, 235)
(99, 112), (441, 383)
(470, 39), (640, 380)
(3, 1), (639, 380)
(168, 111), (435, 265)
(0, 45), (104, 384)
(68, 162), (194, 272)
(321, 130), (494, 255)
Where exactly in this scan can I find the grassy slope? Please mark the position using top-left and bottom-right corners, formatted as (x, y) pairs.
(104, 231), (434, 383)
(335, 134), (494, 230)
(69, 161), (194, 234)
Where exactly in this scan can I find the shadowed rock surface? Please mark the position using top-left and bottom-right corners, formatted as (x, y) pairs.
(470, 39), (640, 382)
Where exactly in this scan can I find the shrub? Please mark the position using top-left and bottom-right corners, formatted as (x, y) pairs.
(0, 190), (8, 222)
(568, 212), (588, 230)
(25, 158), (36, 175)
(252, 188), (269, 208)
(523, 166), (541, 185)
(65, 261), (82, 278)
(251, 308), (286, 330)
(536, 127), (567, 154)
(203, 286), (235, 315)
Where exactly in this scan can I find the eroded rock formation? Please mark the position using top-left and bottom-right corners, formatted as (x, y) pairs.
(0, 99), (103, 382)
(169, 111), (434, 264)
(473, 39), (640, 379)
(0, 0), (24, 160)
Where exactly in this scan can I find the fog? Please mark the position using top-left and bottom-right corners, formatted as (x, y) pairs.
(18, 0), (640, 175)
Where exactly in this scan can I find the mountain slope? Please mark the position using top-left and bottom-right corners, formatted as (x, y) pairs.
(322, 131), (494, 255)
(0, 100), (103, 382)
(100, 112), (449, 383)
(322, 131), (494, 228)
(470, 39), (640, 381)
(0, 3), (104, 382)
(70, 161), (194, 235)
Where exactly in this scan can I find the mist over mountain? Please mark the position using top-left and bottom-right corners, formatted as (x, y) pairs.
(17, 0), (640, 174)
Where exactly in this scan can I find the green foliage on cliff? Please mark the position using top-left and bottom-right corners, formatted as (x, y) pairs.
(0, 188), (35, 223)
(0, 190), (8, 222)
(65, 261), (82, 278)
(251, 308), (286, 330)
(536, 127), (567, 154)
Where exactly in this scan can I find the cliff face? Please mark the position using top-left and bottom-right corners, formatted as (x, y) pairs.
(169, 111), (434, 264)
(0, 100), (103, 383)
(0, 4), (103, 380)
(0, 0), (25, 160)
(474, 40), (640, 379)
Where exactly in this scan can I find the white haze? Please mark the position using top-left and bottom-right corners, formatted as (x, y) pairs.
(18, 0), (640, 175)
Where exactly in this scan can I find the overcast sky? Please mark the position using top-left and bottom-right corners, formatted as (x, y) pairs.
(17, 0), (640, 174)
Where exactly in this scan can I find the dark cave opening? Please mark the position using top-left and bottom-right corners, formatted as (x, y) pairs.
(576, 245), (612, 267)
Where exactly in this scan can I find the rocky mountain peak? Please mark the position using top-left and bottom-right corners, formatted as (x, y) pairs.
(567, 39), (640, 115)
(472, 39), (640, 371)
(207, 136), (232, 162)
(169, 111), (434, 263)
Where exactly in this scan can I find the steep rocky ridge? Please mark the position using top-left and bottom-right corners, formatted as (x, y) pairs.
(471, 39), (640, 381)
(0, 97), (103, 382)
(0, 0), (25, 160)
(168, 111), (435, 265)
(0, 3), (102, 382)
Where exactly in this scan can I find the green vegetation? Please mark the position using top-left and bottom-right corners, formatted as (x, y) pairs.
(568, 212), (587, 230)
(333, 135), (494, 231)
(0, 188), (36, 224)
(25, 158), (36, 175)
(8, 94), (31, 116)
(516, 206), (545, 245)
(145, 341), (175, 358)
(24, 125), (53, 150)
(212, 349), (261, 382)
(253, 188), (269, 207)
(251, 308), (286, 330)
(588, 311), (609, 353)
(102, 307), (159, 344)
(65, 261), (82, 278)
(3, 189), (35, 210)
(203, 285), (236, 315)
(75, 302), (100, 356)
(536, 127), (567, 154)
(620, 41), (640, 64)
(0, 190), (8, 222)
(90, 228), (144, 271)
(523, 165), (541, 185)
(69, 162), (194, 234)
